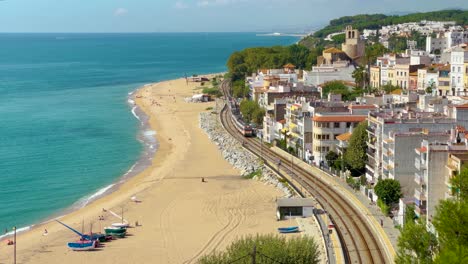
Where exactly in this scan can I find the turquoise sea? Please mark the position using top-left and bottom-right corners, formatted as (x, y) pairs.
(0, 33), (298, 233)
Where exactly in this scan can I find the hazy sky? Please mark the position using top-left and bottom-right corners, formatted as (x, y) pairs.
(0, 0), (467, 33)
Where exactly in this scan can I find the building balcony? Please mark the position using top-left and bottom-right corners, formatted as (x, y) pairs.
(415, 172), (424, 185)
(366, 164), (375, 175)
(367, 140), (376, 149)
(415, 158), (427, 170)
(414, 189), (427, 201)
(367, 126), (376, 135)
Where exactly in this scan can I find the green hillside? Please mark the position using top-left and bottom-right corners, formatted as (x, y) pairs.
(313, 9), (468, 38)
(299, 9), (468, 50)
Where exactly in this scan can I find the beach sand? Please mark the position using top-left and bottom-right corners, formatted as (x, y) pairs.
(0, 76), (296, 264)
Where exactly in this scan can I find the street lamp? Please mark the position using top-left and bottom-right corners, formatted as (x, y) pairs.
(13, 226), (16, 264)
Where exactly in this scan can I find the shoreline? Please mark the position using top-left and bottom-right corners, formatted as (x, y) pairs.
(0, 73), (225, 241)
(0, 85), (157, 241)
(0, 74), (306, 264)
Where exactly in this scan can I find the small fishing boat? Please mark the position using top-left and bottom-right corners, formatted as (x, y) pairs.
(104, 226), (127, 237)
(83, 233), (108, 243)
(109, 207), (130, 228)
(277, 226), (299, 233)
(111, 222), (130, 228)
(67, 241), (95, 251)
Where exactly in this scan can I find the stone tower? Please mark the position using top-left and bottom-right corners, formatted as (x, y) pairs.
(341, 25), (365, 59)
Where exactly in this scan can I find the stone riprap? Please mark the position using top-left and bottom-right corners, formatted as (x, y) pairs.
(199, 105), (294, 197)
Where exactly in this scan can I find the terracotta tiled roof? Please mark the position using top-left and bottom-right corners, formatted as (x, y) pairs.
(416, 147), (427, 153)
(283, 63), (296, 68)
(312, 115), (366, 122)
(336, 132), (352, 141)
(323, 47), (345, 54)
(348, 104), (377, 109)
(457, 125), (467, 132)
(455, 104), (468, 109)
(278, 119), (286, 124)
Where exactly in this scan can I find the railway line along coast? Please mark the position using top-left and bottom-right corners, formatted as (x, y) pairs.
(220, 80), (394, 264)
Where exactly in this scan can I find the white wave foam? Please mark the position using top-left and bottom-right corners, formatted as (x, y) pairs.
(144, 130), (156, 136)
(123, 164), (137, 177)
(0, 225), (32, 240)
(131, 106), (141, 121)
(128, 99), (135, 105)
(82, 184), (115, 206)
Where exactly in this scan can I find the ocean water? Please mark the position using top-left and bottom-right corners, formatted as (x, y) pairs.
(0, 33), (298, 232)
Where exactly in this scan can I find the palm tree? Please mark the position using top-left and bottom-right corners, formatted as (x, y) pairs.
(352, 66), (367, 89)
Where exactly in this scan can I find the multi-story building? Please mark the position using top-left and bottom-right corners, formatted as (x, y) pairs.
(284, 100), (313, 160)
(417, 68), (428, 91)
(395, 64), (410, 89)
(465, 60), (468, 91)
(263, 99), (287, 144)
(382, 130), (450, 198)
(450, 47), (468, 95)
(370, 66), (380, 89)
(438, 65), (451, 96)
(409, 71), (418, 90)
(445, 152), (468, 199)
(312, 114), (366, 166)
(387, 67), (396, 86)
(414, 137), (468, 231)
(366, 111), (456, 186)
(426, 30), (468, 54)
(417, 65), (444, 93)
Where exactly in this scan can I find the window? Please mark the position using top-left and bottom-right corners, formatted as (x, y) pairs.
(334, 134), (340, 140)
(346, 122), (352, 128)
(334, 122), (340, 128)
(458, 67), (461, 73)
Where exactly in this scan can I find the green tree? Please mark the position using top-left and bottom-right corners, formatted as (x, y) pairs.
(331, 33), (346, 44)
(374, 179), (402, 206)
(344, 121), (368, 174)
(321, 80), (350, 98)
(232, 80), (250, 98)
(252, 108), (266, 125)
(325, 151), (339, 168)
(396, 219), (438, 264)
(404, 204), (416, 226)
(352, 66), (367, 88)
(382, 84), (400, 94)
(364, 43), (388, 65)
(433, 199), (468, 264)
(239, 99), (258, 123)
(288, 44), (310, 69)
(199, 234), (320, 264)
(450, 167), (468, 201)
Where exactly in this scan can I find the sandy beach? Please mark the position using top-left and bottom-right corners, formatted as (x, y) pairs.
(0, 76), (299, 264)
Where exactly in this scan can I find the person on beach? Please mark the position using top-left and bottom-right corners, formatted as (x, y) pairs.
(43, 229), (48, 236)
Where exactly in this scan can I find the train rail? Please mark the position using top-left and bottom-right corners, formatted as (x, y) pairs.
(219, 80), (389, 264)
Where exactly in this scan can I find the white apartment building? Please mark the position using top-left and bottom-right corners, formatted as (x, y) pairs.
(414, 137), (468, 231)
(311, 114), (366, 166)
(366, 111), (456, 185)
(426, 30), (468, 54)
(450, 47), (468, 95)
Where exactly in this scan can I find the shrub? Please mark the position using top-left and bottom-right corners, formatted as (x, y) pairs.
(198, 234), (320, 264)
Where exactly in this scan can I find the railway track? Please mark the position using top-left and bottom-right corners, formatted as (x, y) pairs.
(219, 80), (389, 264)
